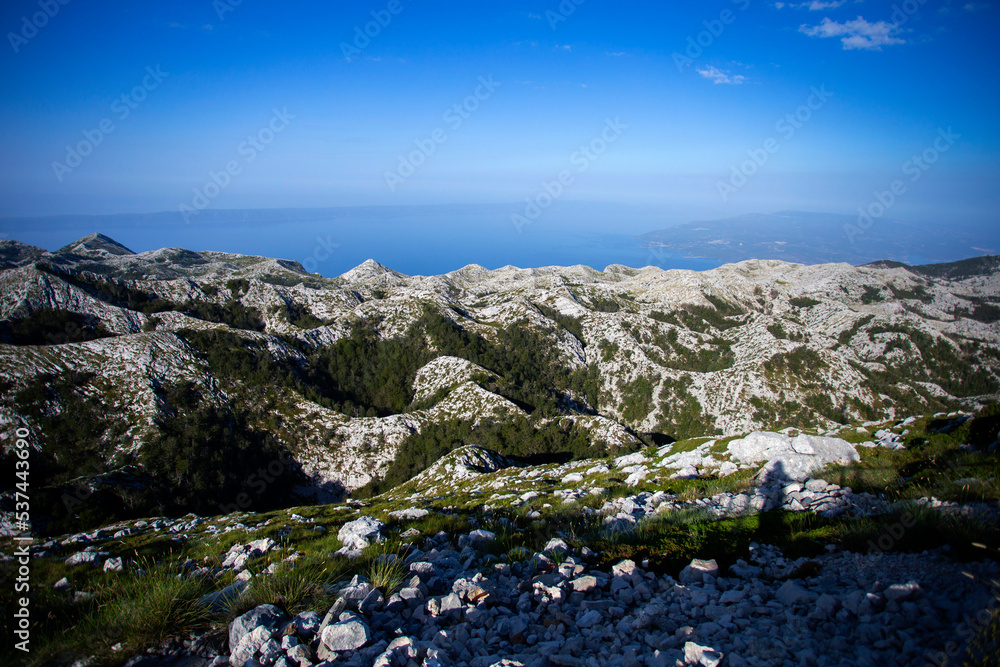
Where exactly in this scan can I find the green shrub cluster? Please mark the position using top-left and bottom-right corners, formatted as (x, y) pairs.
(865, 324), (999, 397)
(534, 302), (585, 342)
(652, 328), (735, 372)
(619, 375), (655, 424)
(749, 395), (826, 430)
(37, 262), (176, 314)
(305, 320), (429, 416)
(2, 372), (140, 533)
(0, 309), (114, 345)
(656, 375), (712, 440)
(176, 299), (265, 331)
(860, 285), (884, 304)
(888, 283), (933, 303)
(953, 295), (1000, 323)
(9, 371), (125, 485)
(597, 338), (620, 363)
(703, 295), (744, 317)
(1, 370), (304, 533)
(649, 300), (744, 333)
(180, 325), (421, 418)
(417, 310), (581, 415)
(355, 416), (620, 497)
(259, 274), (326, 289)
(586, 295), (620, 313)
(789, 296), (821, 308)
(183, 307), (592, 419)
(141, 381), (301, 515)
(837, 314), (875, 345)
(226, 277), (250, 295)
(277, 302), (328, 329)
(764, 346), (826, 378)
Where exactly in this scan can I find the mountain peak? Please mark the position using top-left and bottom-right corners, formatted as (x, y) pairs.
(57, 233), (135, 257)
(339, 258), (405, 282)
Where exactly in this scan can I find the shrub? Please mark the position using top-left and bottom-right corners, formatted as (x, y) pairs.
(0, 309), (114, 345)
(279, 302), (328, 329)
(142, 381), (302, 515)
(587, 295), (620, 313)
(861, 285), (884, 304)
(789, 296), (821, 309)
(355, 416), (632, 497)
(535, 302), (585, 342)
(620, 376), (655, 424)
(656, 376), (712, 440)
(888, 283), (933, 303)
(838, 314), (874, 345)
(35, 262), (175, 314)
(177, 299), (265, 331)
(953, 296), (1000, 324)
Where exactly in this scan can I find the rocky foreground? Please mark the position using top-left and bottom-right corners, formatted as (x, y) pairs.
(13, 410), (1000, 667)
(112, 515), (997, 667)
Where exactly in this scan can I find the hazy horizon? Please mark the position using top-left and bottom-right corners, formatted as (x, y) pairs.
(2, 1), (998, 267)
(3, 203), (996, 277)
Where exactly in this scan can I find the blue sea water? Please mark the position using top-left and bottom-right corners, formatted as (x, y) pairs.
(1, 203), (722, 277)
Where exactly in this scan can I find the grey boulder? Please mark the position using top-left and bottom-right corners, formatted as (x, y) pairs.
(229, 604), (288, 653)
(321, 618), (372, 652)
(338, 516), (385, 550)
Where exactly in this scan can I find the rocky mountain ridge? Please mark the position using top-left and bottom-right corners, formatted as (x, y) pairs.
(0, 234), (998, 533)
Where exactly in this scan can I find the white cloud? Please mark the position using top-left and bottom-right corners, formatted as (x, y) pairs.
(696, 66), (746, 85)
(800, 16), (906, 50)
(775, 1), (847, 9)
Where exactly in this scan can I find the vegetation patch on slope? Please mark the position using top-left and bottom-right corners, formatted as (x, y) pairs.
(0, 309), (115, 345)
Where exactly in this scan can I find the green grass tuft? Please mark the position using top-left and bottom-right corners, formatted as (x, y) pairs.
(224, 559), (345, 620)
(76, 558), (216, 659)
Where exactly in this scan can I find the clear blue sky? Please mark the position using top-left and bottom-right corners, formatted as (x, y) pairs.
(0, 0), (997, 229)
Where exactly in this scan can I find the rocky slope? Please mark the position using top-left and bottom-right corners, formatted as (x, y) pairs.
(0, 234), (998, 532)
(4, 408), (999, 666)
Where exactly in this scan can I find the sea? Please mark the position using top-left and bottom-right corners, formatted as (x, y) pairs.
(0, 202), (722, 278)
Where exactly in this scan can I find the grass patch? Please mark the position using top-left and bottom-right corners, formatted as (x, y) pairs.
(583, 506), (1000, 578)
(56, 559), (217, 666)
(659, 437), (714, 456)
(225, 559), (344, 619)
(366, 552), (407, 595)
(817, 410), (1000, 504)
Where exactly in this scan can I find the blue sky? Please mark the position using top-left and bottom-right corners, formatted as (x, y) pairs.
(0, 0), (997, 235)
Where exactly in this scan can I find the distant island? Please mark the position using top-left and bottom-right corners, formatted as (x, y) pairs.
(640, 210), (997, 266)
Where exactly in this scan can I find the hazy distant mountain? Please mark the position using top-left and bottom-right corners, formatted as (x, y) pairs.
(0, 233), (997, 533)
(640, 211), (997, 266)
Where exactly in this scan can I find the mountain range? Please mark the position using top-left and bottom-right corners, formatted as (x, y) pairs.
(0, 233), (998, 533)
